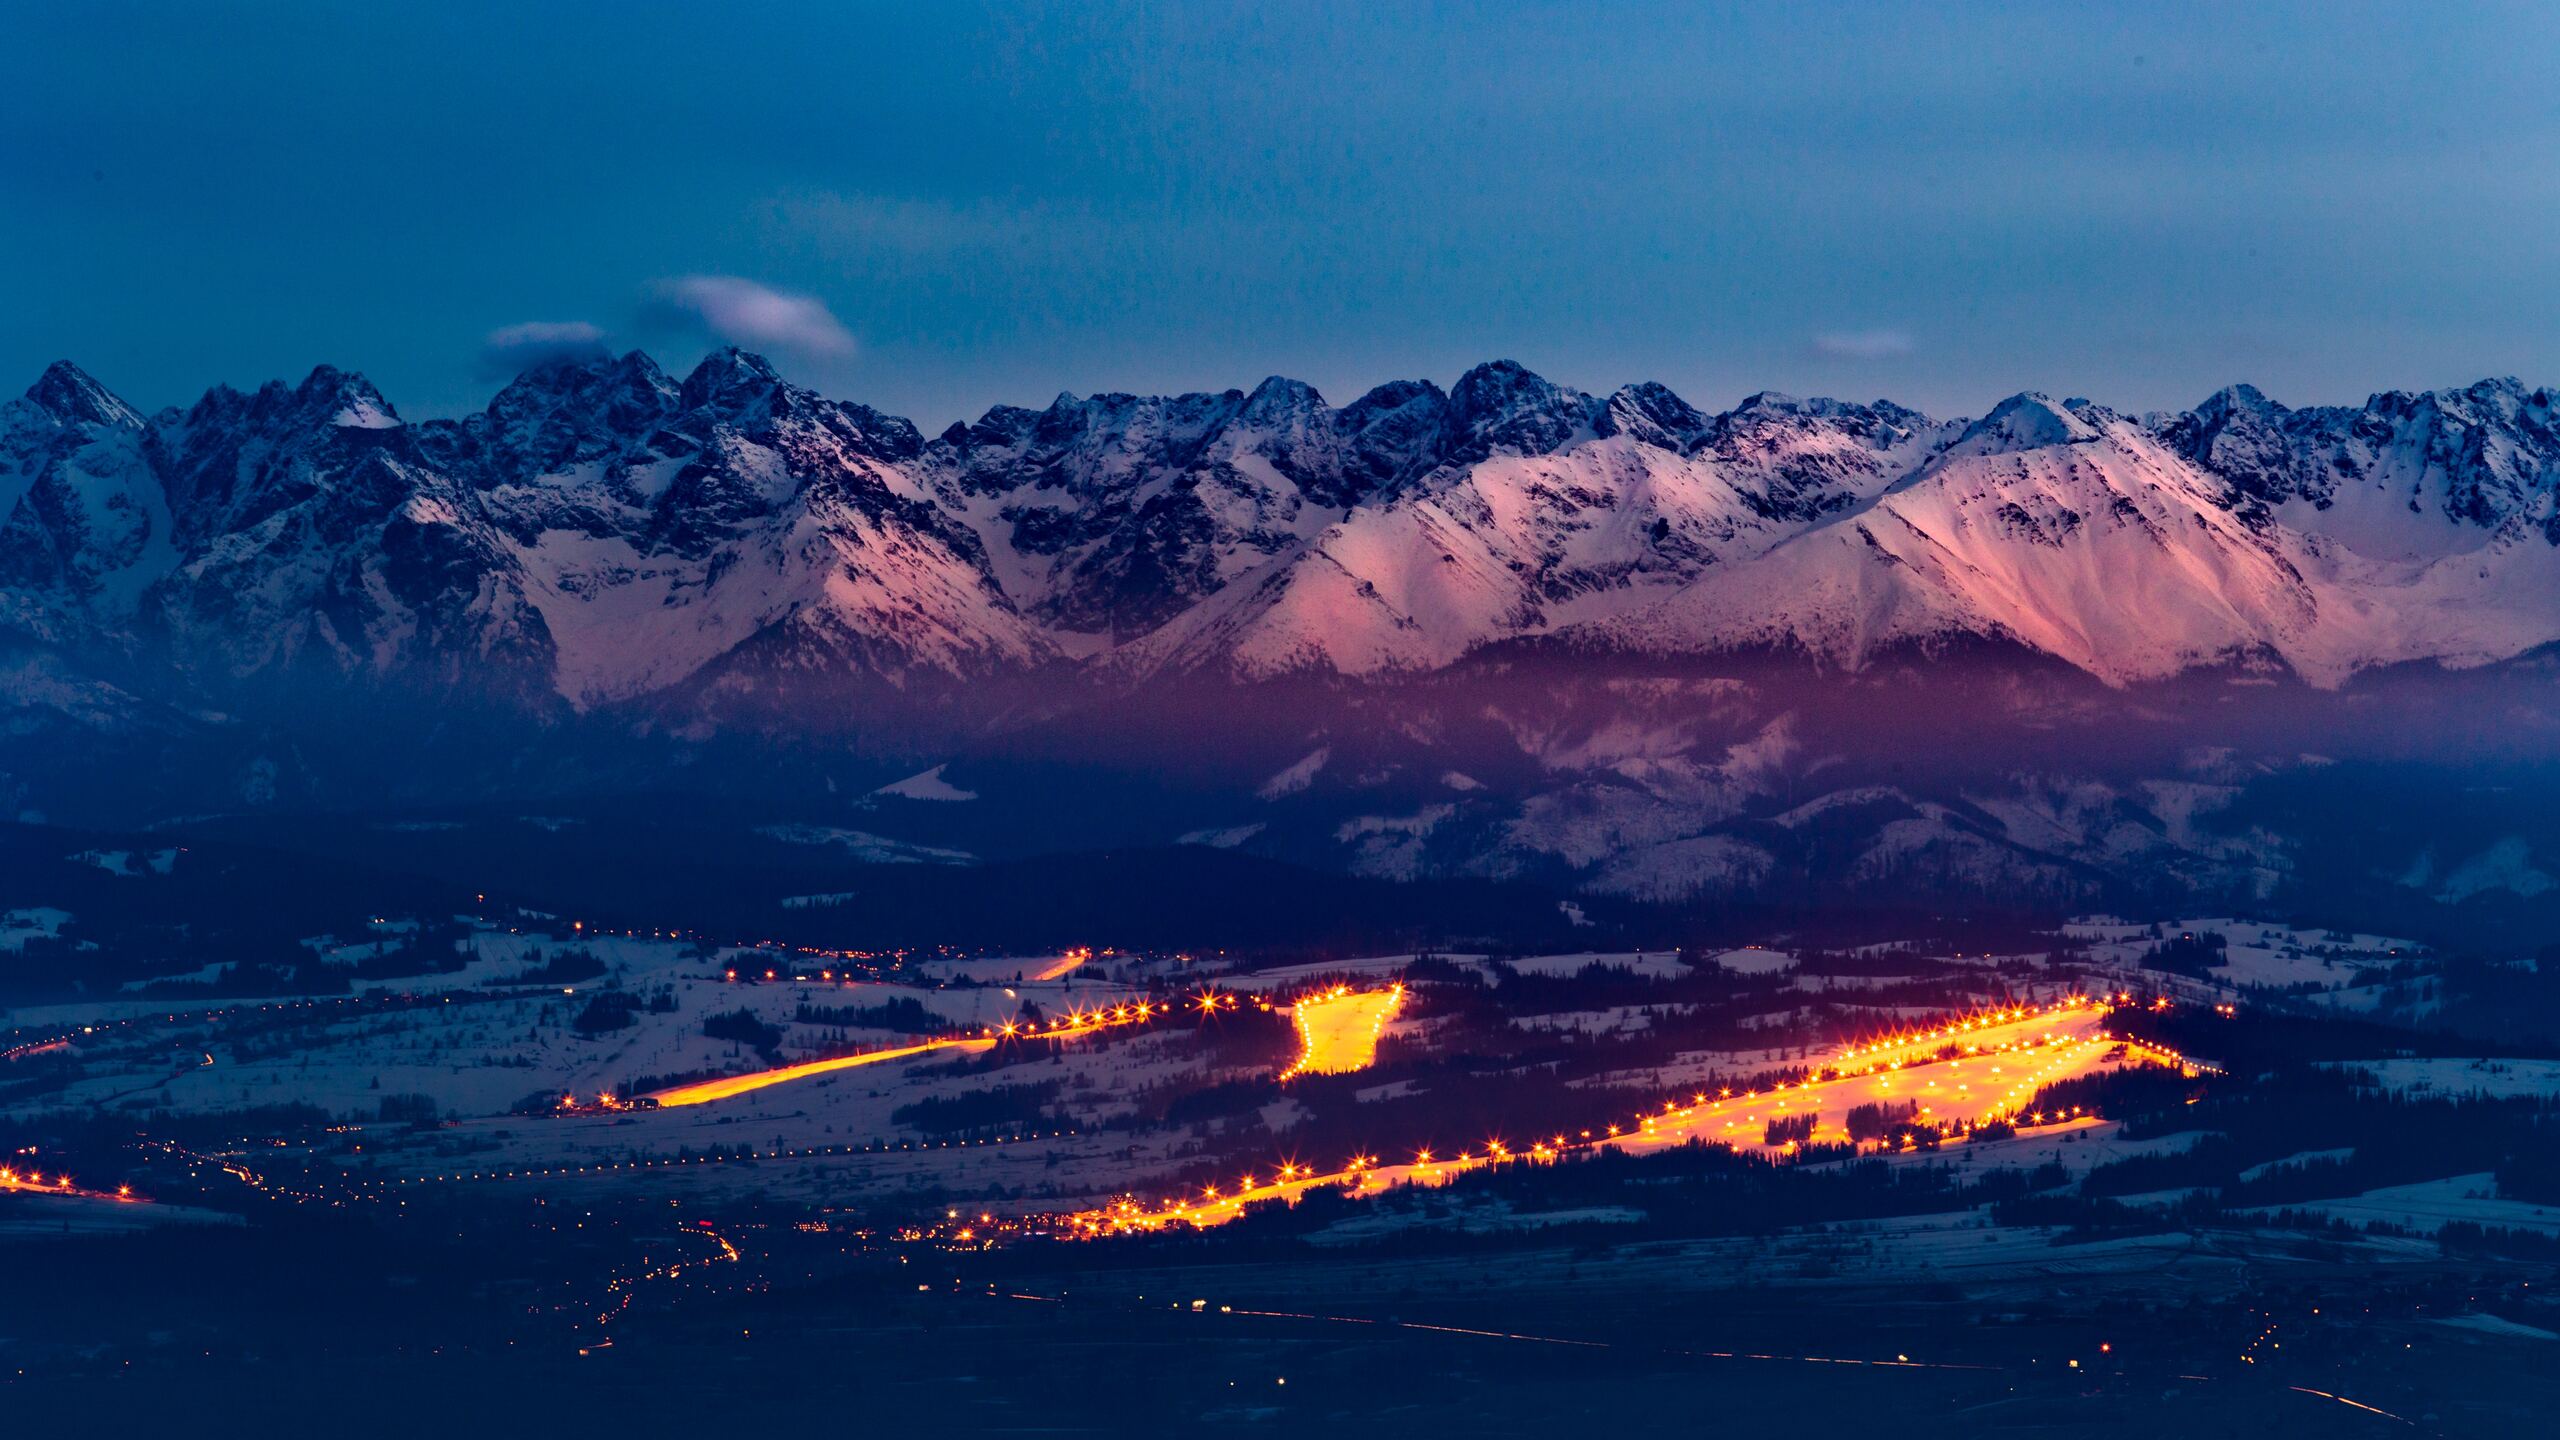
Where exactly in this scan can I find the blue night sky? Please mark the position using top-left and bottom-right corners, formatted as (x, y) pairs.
(5, 1), (2556, 428)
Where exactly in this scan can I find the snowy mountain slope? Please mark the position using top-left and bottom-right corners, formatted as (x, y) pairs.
(919, 369), (1488, 644)
(479, 351), (1050, 705)
(0, 363), (173, 648)
(1112, 387), (1949, 678)
(2154, 377), (2560, 680)
(1598, 395), (2317, 683)
(2163, 377), (2560, 555)
(1599, 389), (2560, 687)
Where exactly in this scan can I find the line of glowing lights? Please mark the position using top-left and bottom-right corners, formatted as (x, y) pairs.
(0, 1166), (138, 1202)
(643, 998), (1177, 1107)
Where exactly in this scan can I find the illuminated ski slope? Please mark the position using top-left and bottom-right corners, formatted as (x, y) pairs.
(1069, 997), (2206, 1234)
(1281, 985), (1404, 1078)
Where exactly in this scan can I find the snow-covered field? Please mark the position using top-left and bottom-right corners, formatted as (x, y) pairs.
(1706, 947), (1796, 975)
(2068, 917), (2419, 986)
(2235, 1174), (2560, 1238)
(1, 910), (2527, 1256)
(0, 1190), (242, 1236)
(2333, 1057), (2560, 1100)
(1, 907), (75, 953)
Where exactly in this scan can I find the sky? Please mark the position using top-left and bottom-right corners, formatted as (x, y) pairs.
(5, 1), (2557, 430)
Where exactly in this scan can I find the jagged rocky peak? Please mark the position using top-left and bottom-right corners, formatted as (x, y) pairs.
(2367, 375), (2535, 425)
(678, 346), (791, 414)
(939, 383), (1250, 500)
(667, 348), (925, 464)
(1236, 374), (1325, 427)
(1445, 359), (1594, 461)
(20, 360), (145, 430)
(295, 365), (402, 431)
(490, 348), (679, 423)
(477, 350), (684, 475)
(2155, 383), (2297, 493)
(941, 403), (1041, 453)
(176, 363), (402, 441)
(1598, 381), (1711, 452)
(147, 366), (415, 545)
(1712, 391), (1939, 444)
(2164, 376), (2560, 528)
(1324, 378), (1450, 493)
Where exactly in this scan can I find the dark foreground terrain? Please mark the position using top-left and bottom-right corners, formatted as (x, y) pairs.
(3, 1192), (2553, 1438)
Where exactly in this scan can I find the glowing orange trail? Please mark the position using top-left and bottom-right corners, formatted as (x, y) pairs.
(646, 1037), (996, 1106)
(643, 1002), (1164, 1107)
(1029, 949), (1091, 982)
(1281, 984), (1404, 1079)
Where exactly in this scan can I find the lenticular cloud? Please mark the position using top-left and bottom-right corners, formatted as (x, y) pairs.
(478, 320), (609, 376)
(644, 275), (856, 361)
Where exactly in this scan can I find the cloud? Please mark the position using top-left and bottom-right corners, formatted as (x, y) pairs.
(478, 320), (608, 377)
(1812, 329), (1916, 361)
(641, 275), (856, 361)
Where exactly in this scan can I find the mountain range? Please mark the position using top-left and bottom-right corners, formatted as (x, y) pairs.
(9, 352), (2560, 709)
(11, 352), (2560, 924)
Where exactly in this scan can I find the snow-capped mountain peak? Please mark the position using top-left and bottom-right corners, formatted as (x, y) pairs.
(1444, 359), (1595, 463)
(22, 361), (146, 431)
(1948, 391), (2103, 456)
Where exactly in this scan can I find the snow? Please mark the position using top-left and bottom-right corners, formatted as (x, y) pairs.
(752, 825), (974, 864)
(1495, 950), (1690, 979)
(2334, 1057), (2560, 1101)
(1256, 747), (1330, 800)
(1177, 823), (1265, 849)
(2234, 1173), (2560, 1237)
(913, 954), (1091, 984)
(0, 907), (73, 953)
(2416, 837), (2556, 903)
(1512, 1005), (1654, 1036)
(1707, 947), (1797, 976)
(1335, 804), (1455, 879)
(2064, 917), (2419, 996)
(2237, 1148), (2355, 1183)
(0, 1192), (244, 1236)
(331, 398), (401, 429)
(872, 764), (977, 802)
(2434, 1314), (2560, 1342)
(68, 846), (178, 876)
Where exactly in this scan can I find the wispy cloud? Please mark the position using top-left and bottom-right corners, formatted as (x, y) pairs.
(642, 275), (856, 361)
(478, 320), (607, 377)
(1812, 329), (1916, 361)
